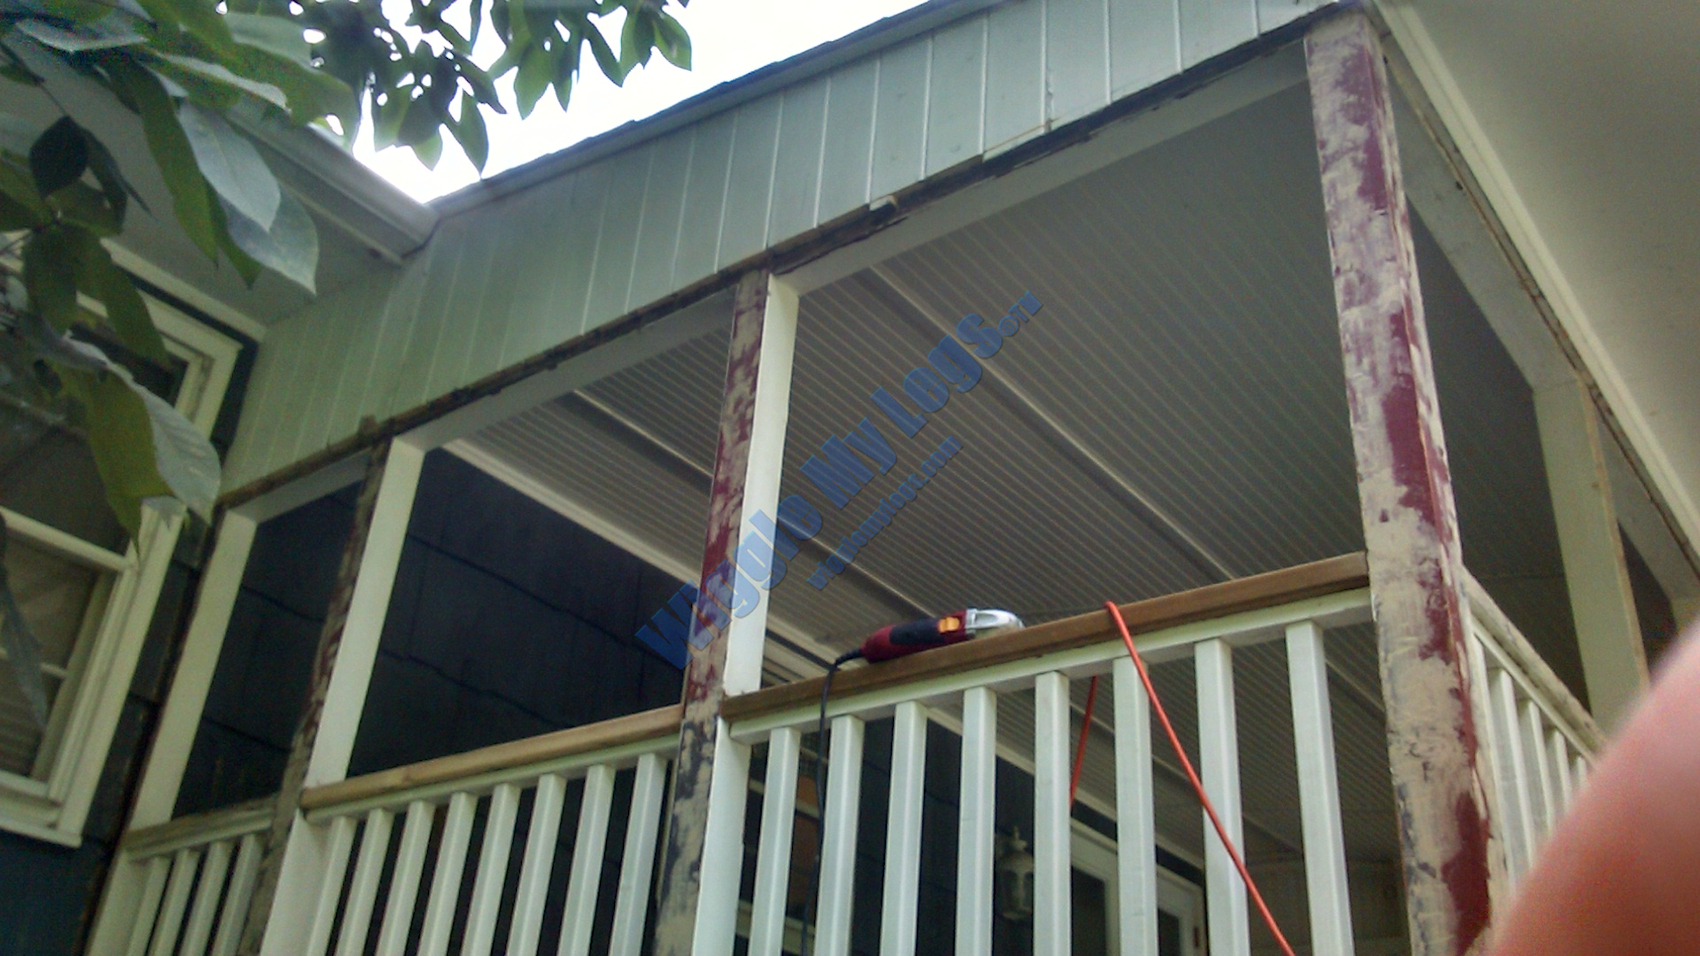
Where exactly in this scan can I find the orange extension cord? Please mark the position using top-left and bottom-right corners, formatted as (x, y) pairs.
(1068, 601), (1298, 956)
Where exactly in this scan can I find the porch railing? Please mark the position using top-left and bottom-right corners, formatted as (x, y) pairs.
(714, 553), (1374, 956)
(102, 797), (273, 956)
(1463, 572), (1603, 890)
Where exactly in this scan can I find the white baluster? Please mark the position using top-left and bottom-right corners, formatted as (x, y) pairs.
(125, 856), (172, 956)
(419, 793), (477, 956)
(463, 783), (522, 956)
(749, 728), (803, 956)
(1549, 731), (1575, 812)
(1197, 639), (1249, 956)
(1493, 669), (1537, 882)
(336, 808), (396, 956)
(689, 725), (752, 956)
(1520, 700), (1557, 840)
(557, 765), (617, 956)
(508, 774), (568, 956)
(609, 754), (666, 956)
(305, 816), (359, 956)
(149, 848), (202, 956)
(956, 688), (998, 956)
(815, 715), (865, 956)
(179, 839), (233, 956)
(881, 702), (929, 956)
(1286, 621), (1355, 956)
(211, 834), (264, 956)
(1033, 672), (1072, 956)
(376, 801), (437, 956)
(1113, 658), (1157, 956)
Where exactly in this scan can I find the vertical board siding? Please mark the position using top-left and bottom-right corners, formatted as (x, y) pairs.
(816, 60), (879, 223)
(869, 39), (931, 200)
(226, 0), (1323, 487)
(715, 97), (783, 270)
(629, 132), (697, 310)
(1046, 0), (1112, 127)
(925, 16), (988, 176)
(1109, 0), (1182, 96)
(673, 113), (737, 287)
(767, 79), (831, 246)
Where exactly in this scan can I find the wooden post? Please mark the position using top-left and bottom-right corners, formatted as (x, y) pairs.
(652, 271), (798, 956)
(1534, 378), (1648, 728)
(1306, 13), (1495, 956)
(237, 438), (425, 954)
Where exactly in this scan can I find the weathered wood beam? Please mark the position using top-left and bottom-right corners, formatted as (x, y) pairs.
(652, 271), (797, 956)
(1305, 12), (1495, 956)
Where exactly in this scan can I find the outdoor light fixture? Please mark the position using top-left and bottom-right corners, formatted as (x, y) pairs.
(996, 828), (1036, 922)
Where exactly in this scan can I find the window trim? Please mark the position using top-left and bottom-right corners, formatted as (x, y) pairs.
(0, 296), (240, 846)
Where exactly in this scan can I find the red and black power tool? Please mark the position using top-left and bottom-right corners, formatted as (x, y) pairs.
(855, 607), (1026, 662)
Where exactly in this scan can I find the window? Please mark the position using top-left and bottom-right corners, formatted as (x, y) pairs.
(0, 298), (238, 845)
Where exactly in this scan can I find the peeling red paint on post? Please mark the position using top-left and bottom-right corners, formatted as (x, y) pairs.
(1306, 13), (1495, 956)
(651, 271), (771, 956)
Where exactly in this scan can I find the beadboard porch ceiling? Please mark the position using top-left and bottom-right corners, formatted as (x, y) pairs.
(453, 83), (1569, 866)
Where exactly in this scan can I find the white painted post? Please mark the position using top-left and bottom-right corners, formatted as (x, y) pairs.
(881, 702), (929, 956)
(212, 834), (265, 956)
(1033, 672), (1072, 956)
(303, 816), (358, 956)
(1112, 658), (1157, 956)
(687, 724), (753, 956)
(418, 792), (478, 956)
(148, 848), (201, 956)
(815, 715), (866, 956)
(463, 783), (524, 956)
(1491, 671), (1537, 883)
(1286, 621), (1356, 956)
(749, 728), (803, 956)
(956, 688), (998, 956)
(125, 856), (171, 956)
(335, 809), (396, 956)
(558, 765), (617, 956)
(1196, 639), (1249, 956)
(1535, 377), (1648, 730)
(509, 774), (569, 956)
(130, 512), (257, 826)
(179, 840), (234, 956)
(376, 801), (437, 956)
(609, 754), (667, 956)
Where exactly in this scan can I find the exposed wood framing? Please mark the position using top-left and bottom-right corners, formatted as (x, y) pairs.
(236, 442), (392, 955)
(651, 271), (793, 956)
(1305, 12), (1494, 956)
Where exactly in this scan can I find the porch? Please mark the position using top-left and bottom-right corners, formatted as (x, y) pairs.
(97, 556), (1599, 956)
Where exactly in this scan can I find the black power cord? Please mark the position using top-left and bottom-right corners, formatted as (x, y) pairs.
(797, 647), (862, 956)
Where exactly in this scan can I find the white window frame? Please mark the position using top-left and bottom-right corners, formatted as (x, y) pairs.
(0, 295), (239, 846)
(1072, 821), (1206, 956)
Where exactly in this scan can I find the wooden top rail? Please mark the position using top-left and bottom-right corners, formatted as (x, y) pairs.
(299, 703), (682, 813)
(122, 796), (275, 859)
(1463, 573), (1606, 752)
(723, 552), (1370, 724)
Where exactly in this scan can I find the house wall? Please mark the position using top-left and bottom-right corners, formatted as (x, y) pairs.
(221, 0), (1330, 493)
(176, 452), (686, 818)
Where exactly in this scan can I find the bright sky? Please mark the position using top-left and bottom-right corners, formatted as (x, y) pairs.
(356, 0), (931, 202)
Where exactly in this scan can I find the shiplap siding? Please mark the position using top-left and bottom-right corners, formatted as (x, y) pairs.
(225, 0), (1325, 488)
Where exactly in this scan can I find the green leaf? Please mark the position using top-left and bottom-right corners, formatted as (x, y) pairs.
(0, 154), (48, 228)
(584, 25), (622, 85)
(209, 196), (262, 285)
(28, 117), (89, 198)
(177, 101), (281, 232)
(218, 189), (318, 292)
(225, 12), (311, 65)
(134, 0), (237, 54)
(47, 181), (121, 235)
(119, 62), (219, 260)
(618, 10), (654, 74)
(63, 367), (170, 534)
(238, 47), (357, 125)
(451, 95), (488, 170)
(82, 129), (147, 224)
(83, 246), (169, 363)
(514, 46), (552, 118)
(22, 227), (81, 331)
(154, 54), (290, 110)
(396, 88), (440, 146)
(653, 12), (690, 69)
(13, 15), (148, 53)
(410, 130), (442, 169)
(374, 94), (410, 150)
